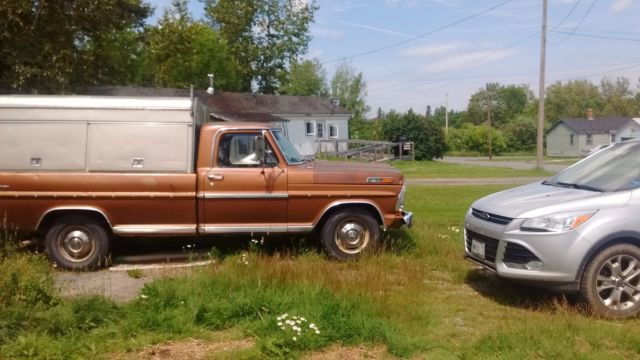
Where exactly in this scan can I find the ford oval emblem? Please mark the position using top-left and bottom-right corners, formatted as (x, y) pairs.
(480, 212), (491, 221)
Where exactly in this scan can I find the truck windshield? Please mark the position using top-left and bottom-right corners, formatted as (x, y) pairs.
(271, 129), (306, 164)
(545, 141), (640, 192)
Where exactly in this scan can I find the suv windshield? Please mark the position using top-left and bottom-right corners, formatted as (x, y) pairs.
(271, 129), (305, 164)
(545, 141), (640, 192)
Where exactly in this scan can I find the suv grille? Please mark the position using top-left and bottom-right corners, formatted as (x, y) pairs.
(465, 229), (499, 263)
(503, 242), (540, 264)
(471, 208), (513, 225)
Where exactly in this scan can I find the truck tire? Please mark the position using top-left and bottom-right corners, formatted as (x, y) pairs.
(45, 215), (111, 271)
(579, 244), (640, 319)
(320, 210), (381, 260)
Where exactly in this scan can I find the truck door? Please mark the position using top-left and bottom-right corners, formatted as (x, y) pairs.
(199, 130), (288, 234)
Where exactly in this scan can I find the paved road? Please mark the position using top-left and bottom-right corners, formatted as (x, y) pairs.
(439, 156), (570, 174)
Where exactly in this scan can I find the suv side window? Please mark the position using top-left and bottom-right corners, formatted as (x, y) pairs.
(217, 133), (278, 168)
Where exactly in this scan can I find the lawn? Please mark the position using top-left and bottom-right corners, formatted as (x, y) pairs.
(2, 185), (640, 359)
(392, 160), (552, 178)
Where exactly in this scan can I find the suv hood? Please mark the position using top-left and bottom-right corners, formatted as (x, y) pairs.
(312, 160), (403, 185)
(472, 181), (630, 219)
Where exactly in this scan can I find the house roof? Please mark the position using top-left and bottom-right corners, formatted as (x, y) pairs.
(547, 117), (635, 135)
(209, 112), (288, 123)
(199, 91), (350, 115)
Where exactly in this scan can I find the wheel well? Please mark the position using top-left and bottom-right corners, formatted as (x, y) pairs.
(314, 203), (383, 232)
(37, 210), (112, 235)
(576, 236), (640, 285)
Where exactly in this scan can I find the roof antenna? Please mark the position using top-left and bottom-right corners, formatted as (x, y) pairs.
(330, 98), (339, 114)
(206, 74), (215, 95)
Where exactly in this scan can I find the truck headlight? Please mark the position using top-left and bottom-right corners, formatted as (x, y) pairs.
(395, 184), (407, 211)
(520, 210), (597, 232)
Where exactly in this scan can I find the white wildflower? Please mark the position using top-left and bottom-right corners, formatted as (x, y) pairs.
(140, 294), (148, 299)
(292, 336), (297, 341)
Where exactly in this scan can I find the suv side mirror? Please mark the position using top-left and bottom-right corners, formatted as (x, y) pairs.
(254, 135), (266, 164)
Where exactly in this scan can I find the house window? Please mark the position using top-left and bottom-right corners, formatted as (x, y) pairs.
(586, 134), (593, 146)
(305, 121), (316, 136)
(329, 124), (338, 138)
(569, 134), (574, 146)
(610, 133), (616, 143)
(317, 122), (324, 138)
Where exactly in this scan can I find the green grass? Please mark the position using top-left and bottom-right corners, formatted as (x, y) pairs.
(392, 160), (552, 178)
(2, 185), (640, 359)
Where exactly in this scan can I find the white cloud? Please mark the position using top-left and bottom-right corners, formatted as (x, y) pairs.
(610, 0), (633, 13)
(312, 26), (345, 39)
(324, 19), (414, 38)
(402, 43), (466, 56)
(422, 49), (518, 73)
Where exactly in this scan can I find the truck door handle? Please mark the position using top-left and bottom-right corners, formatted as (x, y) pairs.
(207, 174), (224, 181)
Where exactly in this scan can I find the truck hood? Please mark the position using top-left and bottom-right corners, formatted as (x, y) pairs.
(472, 181), (631, 219)
(312, 160), (404, 185)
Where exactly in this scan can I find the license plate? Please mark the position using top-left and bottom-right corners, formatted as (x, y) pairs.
(470, 239), (485, 259)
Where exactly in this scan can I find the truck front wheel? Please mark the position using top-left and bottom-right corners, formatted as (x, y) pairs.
(45, 215), (111, 271)
(321, 210), (381, 260)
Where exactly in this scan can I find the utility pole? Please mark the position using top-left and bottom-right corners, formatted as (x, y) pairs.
(486, 84), (493, 160)
(445, 92), (449, 135)
(536, 0), (548, 170)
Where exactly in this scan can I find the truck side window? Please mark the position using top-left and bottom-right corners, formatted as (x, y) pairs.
(217, 133), (278, 168)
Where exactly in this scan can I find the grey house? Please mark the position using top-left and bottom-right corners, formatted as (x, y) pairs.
(546, 116), (640, 157)
(79, 86), (351, 157)
(199, 92), (350, 156)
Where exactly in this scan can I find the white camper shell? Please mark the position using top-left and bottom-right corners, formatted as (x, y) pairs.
(0, 95), (207, 173)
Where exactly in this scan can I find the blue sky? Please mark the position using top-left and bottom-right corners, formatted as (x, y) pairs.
(148, 0), (640, 114)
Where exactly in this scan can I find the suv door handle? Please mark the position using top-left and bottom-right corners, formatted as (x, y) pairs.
(207, 174), (224, 181)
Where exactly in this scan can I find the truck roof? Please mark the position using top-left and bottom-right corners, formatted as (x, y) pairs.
(0, 95), (192, 110)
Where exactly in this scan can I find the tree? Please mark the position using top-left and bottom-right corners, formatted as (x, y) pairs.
(600, 76), (635, 116)
(203, 0), (317, 93)
(0, 0), (151, 93)
(467, 83), (532, 126)
(503, 115), (537, 152)
(544, 80), (602, 124)
(381, 109), (447, 160)
(279, 58), (328, 96)
(330, 62), (369, 139)
(144, 1), (240, 90)
(447, 124), (507, 155)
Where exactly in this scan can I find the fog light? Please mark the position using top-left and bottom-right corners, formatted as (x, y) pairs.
(524, 261), (543, 271)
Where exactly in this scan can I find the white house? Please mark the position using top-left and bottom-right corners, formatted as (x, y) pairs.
(199, 91), (350, 156)
(546, 116), (640, 157)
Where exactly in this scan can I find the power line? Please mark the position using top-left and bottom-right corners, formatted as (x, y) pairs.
(552, 0), (581, 29)
(551, 30), (640, 42)
(555, 0), (598, 44)
(321, 0), (515, 65)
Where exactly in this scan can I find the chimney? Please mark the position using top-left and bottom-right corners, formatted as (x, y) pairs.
(586, 108), (594, 120)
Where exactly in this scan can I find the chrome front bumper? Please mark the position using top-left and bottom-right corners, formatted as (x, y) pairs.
(403, 211), (414, 228)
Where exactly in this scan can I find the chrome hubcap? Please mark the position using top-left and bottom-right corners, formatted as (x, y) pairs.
(58, 227), (95, 262)
(335, 220), (369, 254)
(596, 255), (640, 311)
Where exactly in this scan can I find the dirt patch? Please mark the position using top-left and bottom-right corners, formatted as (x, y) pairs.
(110, 338), (255, 360)
(304, 345), (393, 360)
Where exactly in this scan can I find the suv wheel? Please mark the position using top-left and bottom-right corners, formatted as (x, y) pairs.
(580, 244), (640, 318)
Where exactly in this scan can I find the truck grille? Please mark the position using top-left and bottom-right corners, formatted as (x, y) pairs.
(465, 229), (500, 263)
(471, 208), (513, 225)
(503, 242), (540, 264)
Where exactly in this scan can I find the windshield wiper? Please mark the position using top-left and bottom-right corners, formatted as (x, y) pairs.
(555, 181), (602, 192)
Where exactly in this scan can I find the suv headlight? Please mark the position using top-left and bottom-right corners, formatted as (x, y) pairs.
(395, 184), (407, 211)
(520, 210), (597, 232)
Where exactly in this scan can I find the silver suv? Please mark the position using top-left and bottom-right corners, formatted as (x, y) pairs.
(465, 140), (640, 318)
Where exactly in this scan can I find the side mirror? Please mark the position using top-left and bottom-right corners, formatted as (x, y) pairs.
(254, 135), (266, 164)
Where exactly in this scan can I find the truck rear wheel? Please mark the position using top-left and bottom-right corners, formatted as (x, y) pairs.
(45, 215), (111, 271)
(579, 244), (640, 318)
(320, 210), (381, 260)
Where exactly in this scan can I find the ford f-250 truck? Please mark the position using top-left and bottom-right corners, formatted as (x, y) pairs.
(0, 95), (413, 270)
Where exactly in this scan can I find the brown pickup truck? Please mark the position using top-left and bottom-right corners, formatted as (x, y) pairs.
(0, 95), (412, 270)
